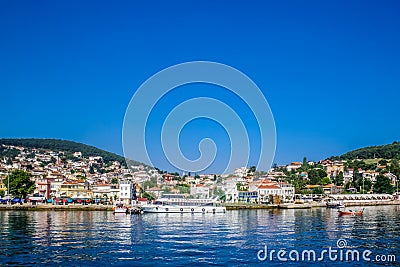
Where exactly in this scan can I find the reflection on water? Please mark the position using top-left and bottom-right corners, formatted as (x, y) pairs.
(0, 206), (399, 266)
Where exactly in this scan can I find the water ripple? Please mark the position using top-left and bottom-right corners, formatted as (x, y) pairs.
(0, 206), (399, 266)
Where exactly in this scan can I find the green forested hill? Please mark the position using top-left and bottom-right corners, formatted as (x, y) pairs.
(331, 141), (400, 160)
(0, 138), (135, 166)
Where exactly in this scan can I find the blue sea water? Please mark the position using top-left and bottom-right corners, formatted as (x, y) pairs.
(0, 206), (399, 266)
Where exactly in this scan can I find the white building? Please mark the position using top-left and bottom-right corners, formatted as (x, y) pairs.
(234, 167), (249, 177)
(286, 162), (302, 172)
(250, 180), (295, 203)
(119, 182), (133, 204)
(92, 183), (111, 199)
(362, 171), (379, 182)
(222, 178), (239, 203)
(190, 184), (210, 198)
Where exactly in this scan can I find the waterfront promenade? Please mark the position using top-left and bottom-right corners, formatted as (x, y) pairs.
(0, 203), (113, 211)
(225, 199), (400, 210)
(1, 199), (399, 211)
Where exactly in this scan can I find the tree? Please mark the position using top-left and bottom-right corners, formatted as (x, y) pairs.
(334, 171), (344, 186)
(248, 166), (256, 174)
(308, 169), (327, 185)
(89, 165), (95, 174)
(318, 177), (332, 185)
(213, 188), (226, 200)
(4, 170), (35, 198)
(143, 177), (157, 190)
(390, 159), (400, 178)
(142, 191), (156, 200)
(352, 168), (360, 186)
(312, 187), (324, 195)
(302, 157), (307, 168)
(373, 174), (394, 194)
(379, 159), (388, 165)
(111, 177), (119, 184)
(175, 184), (190, 194)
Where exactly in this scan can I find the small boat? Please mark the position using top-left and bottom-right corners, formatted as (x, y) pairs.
(113, 203), (128, 214)
(127, 207), (143, 214)
(326, 200), (345, 208)
(338, 209), (364, 216)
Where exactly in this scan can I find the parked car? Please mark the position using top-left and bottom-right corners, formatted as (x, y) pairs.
(11, 198), (22, 204)
(1, 196), (12, 204)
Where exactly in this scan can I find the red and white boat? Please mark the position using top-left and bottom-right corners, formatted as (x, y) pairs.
(112, 203), (128, 214)
(338, 209), (364, 216)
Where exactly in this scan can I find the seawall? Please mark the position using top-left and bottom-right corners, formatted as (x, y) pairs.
(0, 204), (113, 211)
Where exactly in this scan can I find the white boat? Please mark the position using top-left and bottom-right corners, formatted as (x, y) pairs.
(114, 207), (128, 213)
(113, 203), (128, 214)
(141, 194), (226, 214)
(326, 200), (345, 209)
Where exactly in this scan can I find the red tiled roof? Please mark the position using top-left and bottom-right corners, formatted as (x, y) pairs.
(258, 185), (280, 189)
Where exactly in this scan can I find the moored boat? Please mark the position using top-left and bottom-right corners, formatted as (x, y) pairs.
(326, 200), (345, 208)
(113, 203), (128, 214)
(141, 194), (226, 214)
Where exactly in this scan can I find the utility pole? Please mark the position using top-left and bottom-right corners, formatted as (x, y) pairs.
(7, 174), (10, 206)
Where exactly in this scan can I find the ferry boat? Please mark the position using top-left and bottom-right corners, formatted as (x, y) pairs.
(141, 194), (226, 214)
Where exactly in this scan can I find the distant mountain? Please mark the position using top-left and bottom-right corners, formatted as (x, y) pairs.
(0, 138), (140, 166)
(330, 141), (400, 160)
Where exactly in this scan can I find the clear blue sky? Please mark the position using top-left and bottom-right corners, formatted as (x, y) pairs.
(1, 1), (399, 171)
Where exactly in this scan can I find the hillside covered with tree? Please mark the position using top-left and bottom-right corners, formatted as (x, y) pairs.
(0, 138), (138, 166)
(330, 141), (400, 160)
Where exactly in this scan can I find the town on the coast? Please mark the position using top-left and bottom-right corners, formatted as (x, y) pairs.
(0, 140), (399, 209)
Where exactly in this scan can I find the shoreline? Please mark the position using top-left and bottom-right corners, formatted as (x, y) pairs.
(1, 200), (399, 211)
(0, 204), (113, 211)
(225, 200), (400, 210)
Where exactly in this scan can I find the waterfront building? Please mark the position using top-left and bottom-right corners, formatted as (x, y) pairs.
(249, 180), (295, 203)
(190, 184), (210, 198)
(50, 179), (64, 198)
(238, 191), (258, 203)
(119, 182), (134, 204)
(59, 180), (91, 199)
(92, 183), (111, 201)
(36, 177), (55, 199)
(222, 178), (239, 203)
